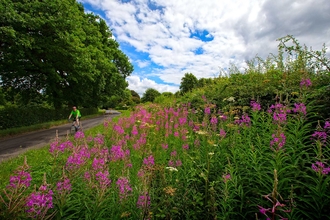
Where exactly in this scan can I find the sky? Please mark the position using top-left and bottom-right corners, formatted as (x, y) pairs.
(80, 0), (330, 96)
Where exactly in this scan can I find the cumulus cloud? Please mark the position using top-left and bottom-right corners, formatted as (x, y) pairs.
(126, 75), (179, 97)
(135, 60), (150, 68)
(81, 0), (330, 94)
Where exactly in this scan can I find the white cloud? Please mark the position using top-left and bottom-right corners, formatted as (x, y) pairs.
(135, 60), (150, 68)
(127, 75), (179, 97)
(81, 0), (330, 94)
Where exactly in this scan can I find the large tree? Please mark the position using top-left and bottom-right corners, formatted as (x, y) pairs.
(0, 0), (133, 109)
(179, 73), (198, 94)
(141, 88), (161, 103)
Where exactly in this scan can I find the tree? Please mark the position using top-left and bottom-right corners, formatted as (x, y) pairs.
(179, 73), (198, 94)
(162, 92), (174, 97)
(0, 0), (133, 109)
(141, 88), (161, 103)
(197, 78), (213, 88)
(0, 87), (6, 106)
(130, 90), (141, 104)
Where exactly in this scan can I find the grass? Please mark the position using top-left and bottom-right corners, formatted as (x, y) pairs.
(0, 110), (106, 139)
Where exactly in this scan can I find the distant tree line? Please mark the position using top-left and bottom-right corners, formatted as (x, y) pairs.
(139, 73), (215, 103)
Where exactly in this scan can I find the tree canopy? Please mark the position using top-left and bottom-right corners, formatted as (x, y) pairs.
(0, 0), (133, 109)
(141, 88), (161, 103)
(179, 73), (198, 94)
(130, 90), (141, 104)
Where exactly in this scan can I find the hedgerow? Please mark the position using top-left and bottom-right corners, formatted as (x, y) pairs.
(0, 107), (98, 130)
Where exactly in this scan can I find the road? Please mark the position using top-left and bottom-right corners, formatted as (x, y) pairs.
(0, 112), (120, 162)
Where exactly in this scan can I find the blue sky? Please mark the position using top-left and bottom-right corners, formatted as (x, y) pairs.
(80, 0), (330, 96)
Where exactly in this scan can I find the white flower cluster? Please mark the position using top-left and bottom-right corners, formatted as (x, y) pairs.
(165, 167), (178, 172)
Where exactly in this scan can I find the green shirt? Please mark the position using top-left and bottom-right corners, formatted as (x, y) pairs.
(71, 110), (81, 118)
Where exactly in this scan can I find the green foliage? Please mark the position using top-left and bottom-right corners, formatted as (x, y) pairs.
(141, 88), (161, 103)
(130, 90), (141, 104)
(0, 106), (98, 130)
(161, 92), (174, 97)
(180, 73), (198, 94)
(154, 94), (176, 107)
(197, 78), (214, 88)
(0, 0), (133, 109)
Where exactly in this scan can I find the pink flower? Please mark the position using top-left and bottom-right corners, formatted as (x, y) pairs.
(56, 178), (72, 194)
(219, 129), (226, 138)
(137, 169), (145, 178)
(49, 140), (73, 153)
(235, 114), (251, 126)
(94, 134), (104, 145)
(293, 103), (307, 115)
(84, 171), (91, 180)
(92, 158), (106, 170)
(300, 78), (312, 88)
(95, 171), (111, 188)
(161, 143), (168, 150)
(170, 151), (177, 157)
(8, 170), (32, 189)
(113, 124), (124, 135)
(218, 113), (228, 121)
(270, 133), (286, 151)
(312, 161), (330, 175)
(131, 125), (138, 136)
(258, 206), (270, 215)
(251, 101), (261, 111)
(311, 131), (327, 143)
(182, 144), (189, 150)
(324, 121), (330, 129)
(223, 174), (231, 182)
(26, 185), (53, 217)
(168, 160), (174, 167)
(210, 117), (218, 125)
(66, 147), (90, 170)
(175, 160), (182, 167)
(143, 155), (155, 166)
(137, 192), (151, 209)
(110, 145), (126, 161)
(179, 117), (187, 125)
(205, 107), (211, 115)
(116, 177), (132, 201)
(273, 112), (287, 123)
(74, 131), (85, 139)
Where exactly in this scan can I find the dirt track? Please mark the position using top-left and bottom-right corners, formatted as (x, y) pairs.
(0, 113), (120, 162)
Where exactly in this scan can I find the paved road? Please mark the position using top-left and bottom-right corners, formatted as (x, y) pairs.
(0, 112), (120, 162)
